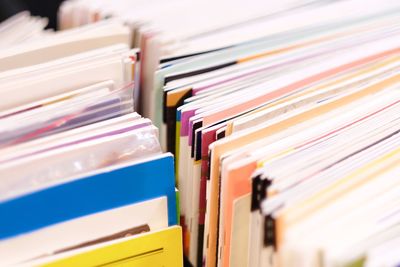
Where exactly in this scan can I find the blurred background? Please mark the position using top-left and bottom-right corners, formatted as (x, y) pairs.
(0, 0), (62, 29)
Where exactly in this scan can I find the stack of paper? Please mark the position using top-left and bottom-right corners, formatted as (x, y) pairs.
(0, 13), (182, 267)
(57, 0), (400, 266)
(0, 12), (50, 49)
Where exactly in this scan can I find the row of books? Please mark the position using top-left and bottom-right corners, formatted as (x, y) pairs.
(1, 0), (400, 266)
(58, 0), (400, 266)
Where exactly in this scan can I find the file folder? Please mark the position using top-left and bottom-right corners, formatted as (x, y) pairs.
(29, 226), (183, 267)
(0, 153), (178, 240)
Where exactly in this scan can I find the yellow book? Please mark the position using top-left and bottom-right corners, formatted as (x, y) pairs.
(35, 226), (183, 267)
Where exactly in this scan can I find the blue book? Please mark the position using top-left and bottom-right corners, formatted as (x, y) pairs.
(0, 153), (177, 240)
